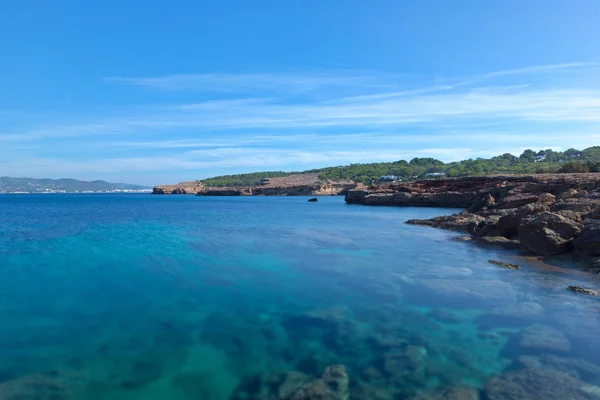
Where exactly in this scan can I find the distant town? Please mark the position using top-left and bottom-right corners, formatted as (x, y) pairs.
(0, 177), (151, 194)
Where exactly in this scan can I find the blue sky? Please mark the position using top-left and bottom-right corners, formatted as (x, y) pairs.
(2, 0), (600, 185)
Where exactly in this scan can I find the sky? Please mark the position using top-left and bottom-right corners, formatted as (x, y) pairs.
(1, 0), (600, 185)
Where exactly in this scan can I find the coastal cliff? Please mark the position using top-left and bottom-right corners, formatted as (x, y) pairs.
(346, 174), (600, 268)
(154, 174), (362, 196)
(152, 181), (205, 194)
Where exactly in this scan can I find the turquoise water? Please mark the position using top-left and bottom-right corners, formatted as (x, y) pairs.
(1, 194), (600, 399)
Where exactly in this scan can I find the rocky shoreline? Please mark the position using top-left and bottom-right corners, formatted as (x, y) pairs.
(345, 173), (600, 272)
(153, 173), (363, 196)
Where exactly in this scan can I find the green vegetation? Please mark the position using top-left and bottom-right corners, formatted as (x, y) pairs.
(201, 171), (293, 187)
(199, 146), (600, 186)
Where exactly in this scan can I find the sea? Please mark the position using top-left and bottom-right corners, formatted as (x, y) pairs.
(1, 194), (599, 399)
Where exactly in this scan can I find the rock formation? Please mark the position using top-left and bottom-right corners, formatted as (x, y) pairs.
(347, 174), (600, 267)
(152, 181), (205, 194)
(153, 174), (362, 196)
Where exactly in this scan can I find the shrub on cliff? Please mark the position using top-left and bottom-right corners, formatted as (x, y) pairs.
(557, 162), (589, 174)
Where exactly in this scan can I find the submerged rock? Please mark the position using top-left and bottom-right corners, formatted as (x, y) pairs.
(484, 368), (600, 400)
(477, 236), (522, 250)
(488, 259), (519, 270)
(519, 324), (571, 353)
(409, 386), (480, 400)
(567, 285), (598, 296)
(517, 355), (600, 381)
(0, 372), (86, 400)
(232, 366), (349, 400)
(291, 365), (349, 400)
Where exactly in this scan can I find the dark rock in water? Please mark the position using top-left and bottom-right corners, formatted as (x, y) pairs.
(291, 365), (349, 400)
(451, 235), (473, 242)
(484, 368), (600, 400)
(477, 236), (521, 250)
(231, 370), (312, 400)
(231, 366), (348, 400)
(519, 324), (571, 353)
(351, 383), (394, 400)
(567, 285), (598, 296)
(519, 212), (583, 255)
(573, 224), (600, 256)
(488, 259), (519, 270)
(517, 355), (600, 381)
(407, 212), (486, 232)
(308, 198), (318, 202)
(409, 386), (481, 400)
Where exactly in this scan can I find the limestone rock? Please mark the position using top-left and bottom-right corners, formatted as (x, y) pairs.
(519, 212), (583, 255)
(560, 189), (579, 200)
(573, 224), (600, 256)
(476, 236), (521, 250)
(538, 192), (557, 204)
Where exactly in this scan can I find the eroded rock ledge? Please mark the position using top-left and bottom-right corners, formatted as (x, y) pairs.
(154, 174), (363, 196)
(345, 174), (600, 267)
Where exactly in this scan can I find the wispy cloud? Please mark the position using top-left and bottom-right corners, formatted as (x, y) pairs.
(104, 71), (400, 93)
(3, 61), (600, 184)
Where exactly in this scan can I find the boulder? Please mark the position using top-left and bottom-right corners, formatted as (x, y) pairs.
(468, 193), (495, 212)
(484, 368), (600, 400)
(538, 193), (557, 204)
(560, 189), (579, 200)
(518, 212), (583, 255)
(573, 224), (600, 256)
(476, 236), (521, 250)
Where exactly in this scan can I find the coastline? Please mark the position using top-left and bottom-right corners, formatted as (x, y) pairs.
(345, 173), (600, 274)
(152, 173), (364, 196)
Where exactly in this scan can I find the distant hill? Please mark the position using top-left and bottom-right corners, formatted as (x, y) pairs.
(198, 146), (600, 186)
(0, 177), (151, 193)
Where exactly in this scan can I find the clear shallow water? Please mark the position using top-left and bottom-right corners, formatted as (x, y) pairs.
(1, 194), (600, 399)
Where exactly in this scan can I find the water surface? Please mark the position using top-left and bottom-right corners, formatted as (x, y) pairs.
(1, 194), (599, 399)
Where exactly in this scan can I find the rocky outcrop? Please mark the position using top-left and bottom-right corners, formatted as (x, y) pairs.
(518, 212), (583, 255)
(155, 174), (362, 196)
(347, 174), (600, 262)
(152, 181), (204, 194)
